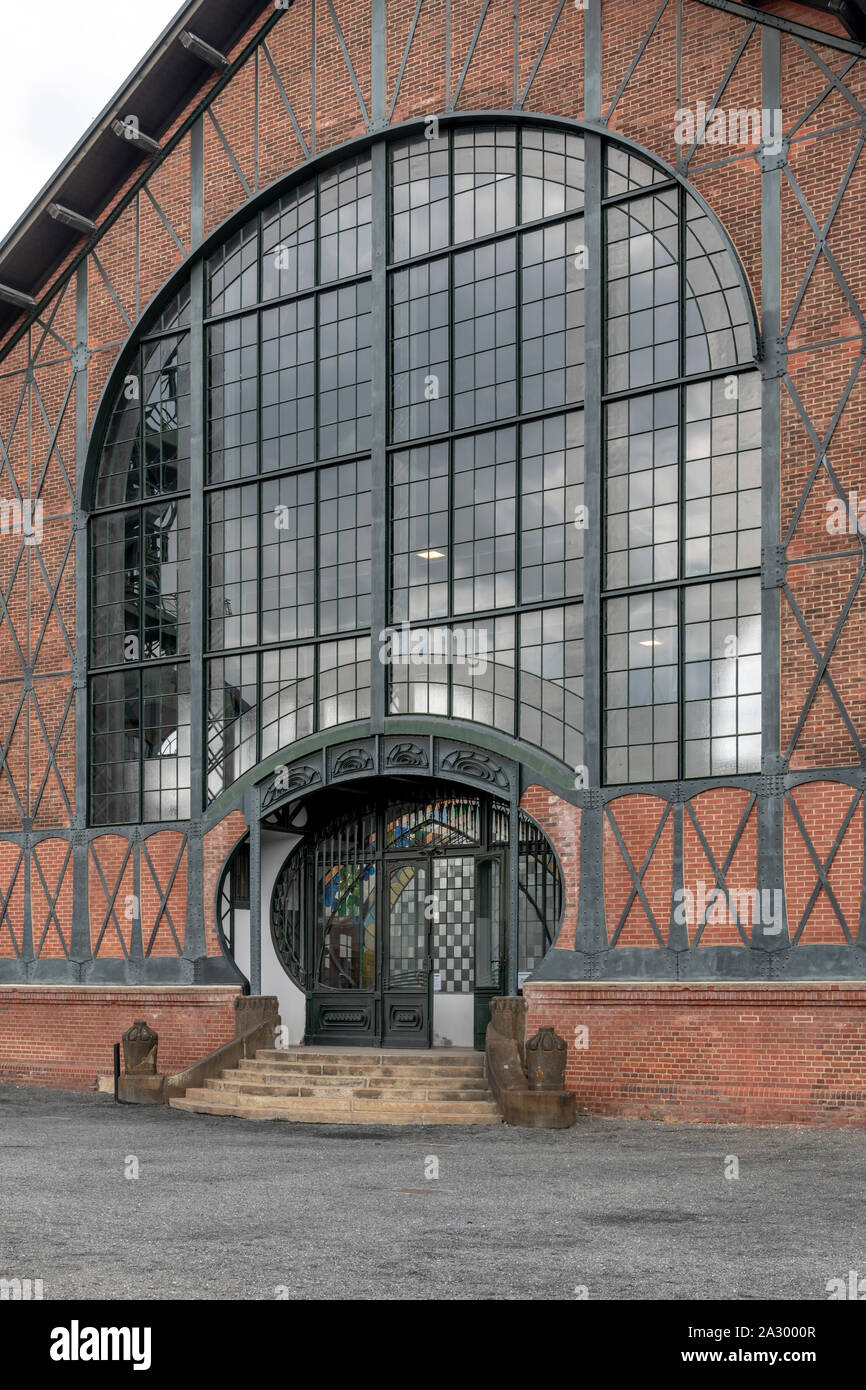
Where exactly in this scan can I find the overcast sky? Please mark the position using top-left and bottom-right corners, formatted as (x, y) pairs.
(0, 0), (184, 242)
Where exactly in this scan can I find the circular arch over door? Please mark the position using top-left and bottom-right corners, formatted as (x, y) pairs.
(268, 778), (562, 1048)
(84, 115), (761, 832)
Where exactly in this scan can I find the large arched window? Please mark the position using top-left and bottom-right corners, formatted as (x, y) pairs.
(88, 122), (760, 827)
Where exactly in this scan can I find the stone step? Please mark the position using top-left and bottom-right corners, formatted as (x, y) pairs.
(204, 1077), (493, 1102)
(238, 1058), (485, 1080)
(169, 1094), (502, 1125)
(228, 1066), (486, 1090)
(254, 1050), (484, 1069)
(170, 1047), (501, 1127)
(185, 1085), (498, 1114)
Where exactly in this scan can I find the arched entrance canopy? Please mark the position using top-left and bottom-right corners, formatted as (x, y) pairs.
(258, 776), (563, 1047)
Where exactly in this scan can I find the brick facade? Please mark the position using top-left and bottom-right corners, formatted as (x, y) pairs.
(0, 0), (864, 1119)
(525, 981), (866, 1127)
(0, 985), (241, 1090)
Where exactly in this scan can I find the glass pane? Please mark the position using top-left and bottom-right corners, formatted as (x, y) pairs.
(605, 145), (671, 197)
(390, 443), (449, 623)
(604, 589), (678, 783)
(605, 191), (679, 391)
(521, 127), (584, 220)
(683, 577), (761, 776)
(388, 862), (428, 987)
(260, 296), (316, 472)
(205, 653), (257, 800)
(90, 669), (140, 826)
(271, 852), (305, 987)
(142, 334), (190, 497)
(90, 510), (140, 668)
(519, 817), (562, 972)
(452, 427), (517, 615)
(316, 856), (376, 990)
(317, 281), (372, 458)
(390, 133), (450, 260)
(685, 199), (753, 372)
(261, 177), (316, 299)
(453, 126), (517, 242)
(452, 237), (517, 427)
(521, 216), (585, 411)
(207, 221), (258, 316)
(430, 856), (475, 992)
(520, 411), (585, 603)
(142, 498), (190, 660)
(207, 314), (258, 484)
(605, 389), (678, 587)
(319, 153), (372, 282)
(385, 796), (481, 848)
(142, 663), (190, 821)
(207, 485), (259, 651)
(475, 857), (502, 988)
(684, 372), (761, 577)
(390, 256), (450, 442)
(519, 605), (584, 767)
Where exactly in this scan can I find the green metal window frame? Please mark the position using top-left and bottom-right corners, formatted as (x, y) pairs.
(86, 116), (761, 829)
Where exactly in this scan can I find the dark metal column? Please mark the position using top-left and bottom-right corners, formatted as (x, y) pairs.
(508, 777), (520, 994)
(756, 23), (788, 958)
(584, 0), (602, 124)
(130, 836), (143, 967)
(369, 139), (389, 733)
(371, 0), (386, 130)
(248, 786), (262, 994)
(574, 110), (606, 955)
(185, 117), (207, 967)
(72, 260), (91, 973)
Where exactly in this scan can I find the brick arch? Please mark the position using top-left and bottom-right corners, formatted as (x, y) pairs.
(204, 811), (249, 958)
(519, 785), (580, 949)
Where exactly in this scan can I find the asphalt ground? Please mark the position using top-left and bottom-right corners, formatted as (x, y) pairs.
(0, 1082), (863, 1301)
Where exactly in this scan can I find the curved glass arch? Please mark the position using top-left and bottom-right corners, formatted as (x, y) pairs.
(87, 120), (760, 827)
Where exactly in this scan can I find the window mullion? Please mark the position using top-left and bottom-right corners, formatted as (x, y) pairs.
(583, 130), (604, 789)
(677, 183), (687, 780)
(369, 138), (389, 733)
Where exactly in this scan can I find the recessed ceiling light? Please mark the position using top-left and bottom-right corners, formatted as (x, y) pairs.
(417, 549), (445, 560)
(639, 639), (662, 647)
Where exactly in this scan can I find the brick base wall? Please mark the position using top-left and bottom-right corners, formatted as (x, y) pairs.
(0, 986), (243, 1090)
(524, 981), (866, 1127)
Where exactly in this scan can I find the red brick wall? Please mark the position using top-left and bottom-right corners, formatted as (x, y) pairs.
(604, 795), (673, 949)
(0, 0), (864, 1022)
(0, 985), (241, 1090)
(683, 789), (758, 948)
(525, 981), (866, 1126)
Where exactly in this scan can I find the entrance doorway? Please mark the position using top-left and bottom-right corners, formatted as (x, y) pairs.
(266, 783), (561, 1048)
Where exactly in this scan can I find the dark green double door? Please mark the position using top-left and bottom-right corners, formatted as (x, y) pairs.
(307, 852), (504, 1049)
